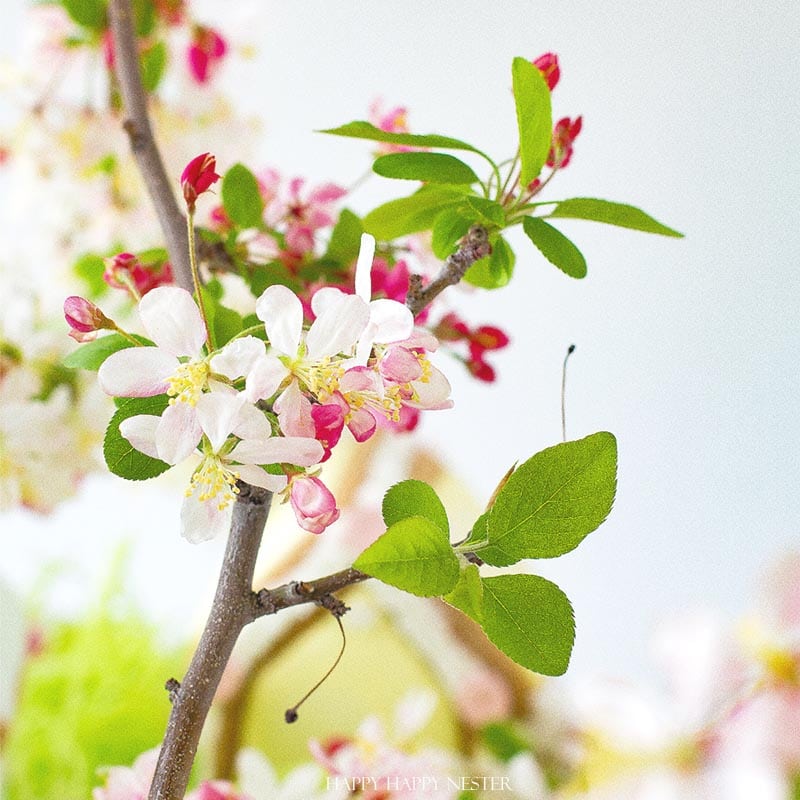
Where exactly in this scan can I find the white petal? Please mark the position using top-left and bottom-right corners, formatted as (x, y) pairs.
(236, 464), (288, 492)
(231, 402), (273, 442)
(155, 402), (202, 464)
(210, 336), (265, 380)
(409, 366), (453, 410)
(244, 355), (288, 403)
(273, 380), (315, 437)
(196, 392), (246, 452)
(118, 414), (161, 459)
(310, 286), (347, 319)
(368, 298), (414, 344)
(306, 294), (369, 360)
(355, 233), (376, 302)
(231, 436), (323, 467)
(180, 492), (232, 543)
(255, 285), (302, 357)
(139, 286), (207, 357)
(98, 348), (177, 397)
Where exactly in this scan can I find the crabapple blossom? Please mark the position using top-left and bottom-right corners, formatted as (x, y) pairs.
(92, 747), (158, 800)
(547, 116), (583, 169)
(368, 98), (414, 154)
(187, 26), (228, 84)
(181, 152), (220, 211)
(121, 390), (323, 542)
(63, 296), (114, 342)
(103, 252), (174, 297)
(288, 474), (340, 534)
(532, 52), (560, 91)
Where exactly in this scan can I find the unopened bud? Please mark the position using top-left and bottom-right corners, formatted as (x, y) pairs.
(181, 152), (220, 211)
(64, 296), (113, 342)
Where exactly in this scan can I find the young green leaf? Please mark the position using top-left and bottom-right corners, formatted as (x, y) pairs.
(480, 574), (575, 676)
(62, 0), (106, 29)
(200, 287), (244, 347)
(464, 235), (515, 289)
(431, 209), (473, 259)
(319, 121), (488, 158)
(443, 563), (483, 623)
(481, 432), (617, 566)
(140, 41), (167, 93)
(353, 516), (459, 597)
(512, 57), (553, 188)
(547, 198), (684, 237)
(221, 163), (264, 229)
(362, 186), (467, 241)
(325, 209), (363, 266)
(522, 217), (587, 279)
(63, 334), (149, 371)
(373, 152), (480, 185)
(463, 196), (506, 227)
(382, 479), (449, 535)
(103, 396), (171, 481)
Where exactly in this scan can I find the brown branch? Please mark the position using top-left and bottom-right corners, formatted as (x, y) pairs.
(149, 484), (273, 800)
(405, 224), (491, 317)
(107, 0), (193, 293)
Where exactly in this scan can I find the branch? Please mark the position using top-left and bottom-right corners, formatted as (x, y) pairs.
(107, 0), (193, 293)
(405, 224), (491, 317)
(149, 484), (273, 800)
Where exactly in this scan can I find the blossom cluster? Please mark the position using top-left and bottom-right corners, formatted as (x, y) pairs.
(87, 233), (452, 541)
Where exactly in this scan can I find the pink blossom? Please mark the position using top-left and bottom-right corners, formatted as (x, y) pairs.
(455, 667), (514, 727)
(104, 252), (174, 297)
(92, 748), (159, 800)
(187, 26), (228, 84)
(181, 152), (220, 211)
(289, 475), (340, 534)
(368, 98), (414, 154)
(532, 52), (560, 91)
(185, 780), (243, 800)
(64, 296), (113, 342)
(547, 116), (583, 169)
(310, 403), (345, 462)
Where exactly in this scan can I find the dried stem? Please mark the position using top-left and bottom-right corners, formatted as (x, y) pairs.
(107, 0), (193, 293)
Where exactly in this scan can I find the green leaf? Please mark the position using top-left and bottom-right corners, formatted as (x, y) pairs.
(382, 479), (449, 535)
(63, 334), (149, 371)
(431, 209), (473, 259)
(373, 152), (479, 185)
(547, 198), (684, 237)
(463, 196), (506, 227)
(325, 209), (363, 266)
(480, 574), (575, 676)
(512, 57), (553, 188)
(222, 163), (264, 229)
(132, 0), (157, 35)
(140, 41), (167, 93)
(522, 217), (587, 279)
(362, 186), (467, 241)
(464, 235), (515, 289)
(354, 516), (459, 597)
(443, 563), (483, 623)
(201, 288), (244, 347)
(320, 121), (487, 158)
(103, 396), (171, 481)
(61, 0), (105, 29)
(480, 722), (530, 763)
(481, 432), (617, 566)
(72, 253), (107, 298)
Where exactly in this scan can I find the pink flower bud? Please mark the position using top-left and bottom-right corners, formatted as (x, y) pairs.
(104, 252), (174, 296)
(289, 475), (340, 534)
(64, 296), (112, 342)
(532, 52), (560, 91)
(181, 153), (220, 211)
(547, 116), (583, 168)
(187, 26), (228, 84)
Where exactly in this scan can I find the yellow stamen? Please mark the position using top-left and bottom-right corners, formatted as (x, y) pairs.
(167, 360), (209, 406)
(187, 455), (240, 510)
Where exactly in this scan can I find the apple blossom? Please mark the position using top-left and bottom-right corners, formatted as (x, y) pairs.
(187, 26), (228, 85)
(64, 296), (114, 342)
(288, 474), (340, 534)
(103, 252), (174, 298)
(182, 152), (220, 211)
(532, 52), (560, 91)
(547, 116), (583, 169)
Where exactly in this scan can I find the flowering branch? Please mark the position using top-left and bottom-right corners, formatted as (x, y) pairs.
(406, 224), (491, 317)
(107, 0), (193, 294)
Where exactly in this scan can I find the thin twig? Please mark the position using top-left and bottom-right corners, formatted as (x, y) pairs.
(406, 225), (492, 317)
(107, 0), (193, 293)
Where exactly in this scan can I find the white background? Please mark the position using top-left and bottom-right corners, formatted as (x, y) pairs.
(1, 0), (798, 683)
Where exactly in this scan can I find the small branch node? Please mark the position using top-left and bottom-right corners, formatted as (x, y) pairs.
(255, 588), (276, 614)
(292, 580), (314, 597)
(314, 593), (350, 619)
(165, 677), (181, 705)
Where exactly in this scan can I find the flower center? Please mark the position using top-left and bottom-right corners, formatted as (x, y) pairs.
(187, 454), (240, 510)
(167, 360), (209, 406)
(290, 355), (345, 400)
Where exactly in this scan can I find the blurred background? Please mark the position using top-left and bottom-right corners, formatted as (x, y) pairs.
(1, 1), (798, 797)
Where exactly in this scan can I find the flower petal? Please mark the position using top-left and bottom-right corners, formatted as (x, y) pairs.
(196, 391), (246, 452)
(231, 401), (273, 442)
(310, 286), (346, 319)
(155, 402), (202, 464)
(244, 355), (288, 403)
(355, 233), (376, 302)
(409, 366), (453, 410)
(368, 298), (414, 344)
(118, 414), (161, 459)
(180, 492), (232, 543)
(235, 464), (288, 492)
(231, 436), (324, 467)
(306, 293), (369, 361)
(256, 285), (302, 357)
(274, 380), (315, 438)
(98, 347), (177, 397)
(210, 336), (265, 380)
(139, 286), (207, 357)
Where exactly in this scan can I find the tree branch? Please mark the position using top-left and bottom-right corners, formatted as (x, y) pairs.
(149, 484), (273, 800)
(405, 224), (491, 317)
(107, 0), (193, 294)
